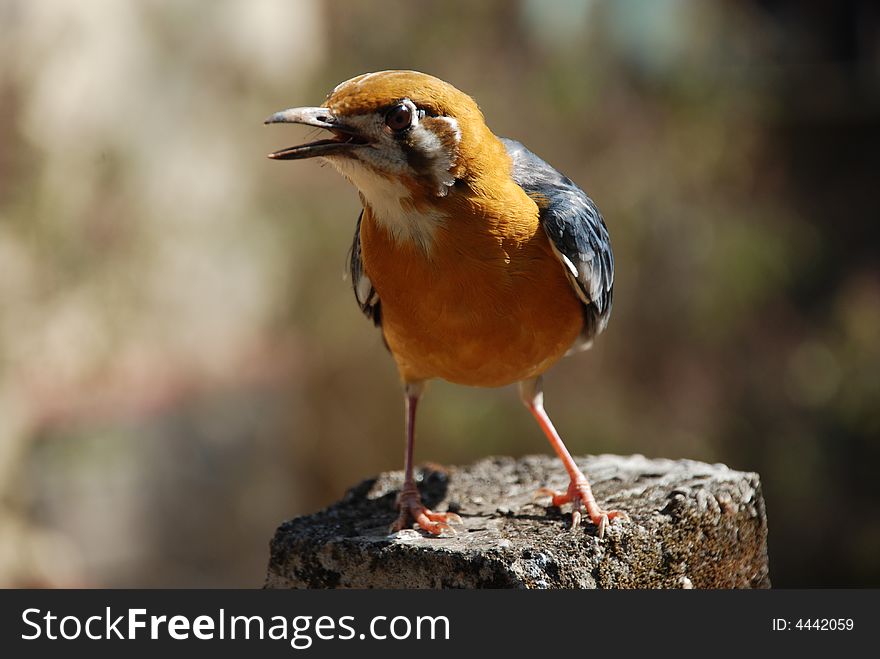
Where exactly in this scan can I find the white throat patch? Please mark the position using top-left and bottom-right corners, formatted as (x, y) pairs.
(328, 158), (445, 254)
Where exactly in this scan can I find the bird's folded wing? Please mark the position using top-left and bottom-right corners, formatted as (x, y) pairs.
(349, 210), (382, 327)
(502, 137), (614, 345)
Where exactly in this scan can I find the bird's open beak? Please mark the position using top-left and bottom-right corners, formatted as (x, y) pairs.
(264, 106), (368, 160)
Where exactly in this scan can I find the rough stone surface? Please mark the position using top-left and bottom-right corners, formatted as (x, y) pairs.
(265, 454), (770, 589)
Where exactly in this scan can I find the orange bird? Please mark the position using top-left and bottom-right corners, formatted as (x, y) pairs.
(266, 71), (626, 537)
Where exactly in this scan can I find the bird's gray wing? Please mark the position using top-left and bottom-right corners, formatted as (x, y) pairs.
(349, 210), (382, 327)
(502, 137), (613, 348)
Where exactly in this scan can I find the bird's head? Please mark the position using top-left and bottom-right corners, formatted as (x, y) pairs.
(266, 71), (502, 205)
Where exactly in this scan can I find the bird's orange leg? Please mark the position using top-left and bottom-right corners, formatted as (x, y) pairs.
(391, 382), (462, 534)
(520, 377), (628, 538)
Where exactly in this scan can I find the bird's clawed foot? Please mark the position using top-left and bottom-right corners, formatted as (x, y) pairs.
(392, 482), (462, 535)
(537, 478), (629, 539)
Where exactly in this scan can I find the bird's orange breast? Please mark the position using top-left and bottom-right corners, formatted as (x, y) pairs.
(360, 182), (583, 387)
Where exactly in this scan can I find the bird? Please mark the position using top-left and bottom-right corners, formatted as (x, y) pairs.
(266, 70), (626, 537)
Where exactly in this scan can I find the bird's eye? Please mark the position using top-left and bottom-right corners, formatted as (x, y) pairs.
(385, 104), (413, 131)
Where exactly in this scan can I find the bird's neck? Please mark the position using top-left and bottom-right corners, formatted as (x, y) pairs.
(352, 130), (529, 255)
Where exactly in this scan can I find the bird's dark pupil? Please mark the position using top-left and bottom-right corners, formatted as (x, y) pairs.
(386, 105), (411, 130)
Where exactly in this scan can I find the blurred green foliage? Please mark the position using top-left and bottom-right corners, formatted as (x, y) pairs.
(0, 0), (877, 587)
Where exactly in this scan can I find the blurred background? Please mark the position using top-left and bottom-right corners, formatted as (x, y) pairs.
(1, 0), (878, 587)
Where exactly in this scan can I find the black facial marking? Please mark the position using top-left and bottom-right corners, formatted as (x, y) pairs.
(398, 115), (460, 187)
